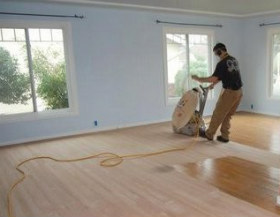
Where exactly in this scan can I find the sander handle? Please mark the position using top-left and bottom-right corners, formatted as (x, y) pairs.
(199, 85), (211, 93)
(198, 85), (210, 117)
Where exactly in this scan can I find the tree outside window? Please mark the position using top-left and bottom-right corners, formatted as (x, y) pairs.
(0, 28), (69, 115)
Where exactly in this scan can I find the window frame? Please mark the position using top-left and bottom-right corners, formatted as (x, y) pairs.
(267, 28), (280, 100)
(0, 20), (78, 123)
(162, 26), (214, 106)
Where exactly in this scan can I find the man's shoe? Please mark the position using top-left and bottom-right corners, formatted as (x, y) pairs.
(199, 129), (213, 141)
(217, 135), (229, 143)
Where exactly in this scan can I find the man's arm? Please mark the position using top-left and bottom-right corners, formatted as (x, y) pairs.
(191, 75), (219, 83)
(209, 79), (219, 89)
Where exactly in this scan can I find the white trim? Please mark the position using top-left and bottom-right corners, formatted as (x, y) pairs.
(0, 20), (79, 123)
(207, 32), (215, 100)
(266, 28), (280, 100)
(162, 26), (215, 106)
(242, 9), (280, 18)
(240, 109), (280, 117)
(162, 27), (216, 35)
(3, 110), (277, 147)
(277, 195), (280, 207)
(162, 27), (169, 106)
(3, 110), (278, 147)
(0, 20), (72, 29)
(0, 109), (79, 124)
(0, 118), (171, 147)
(29, 0), (243, 18)
(17, 0), (280, 18)
(62, 22), (79, 114)
(267, 28), (273, 99)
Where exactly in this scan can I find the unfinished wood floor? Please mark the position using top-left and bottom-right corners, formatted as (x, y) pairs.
(1, 112), (280, 217)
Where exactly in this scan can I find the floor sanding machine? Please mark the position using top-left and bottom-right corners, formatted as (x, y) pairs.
(172, 85), (210, 136)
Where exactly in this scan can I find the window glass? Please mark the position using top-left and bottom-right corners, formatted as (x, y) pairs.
(0, 27), (70, 116)
(272, 33), (280, 97)
(165, 31), (212, 101)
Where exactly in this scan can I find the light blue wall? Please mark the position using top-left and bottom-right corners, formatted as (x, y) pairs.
(239, 15), (280, 115)
(0, 1), (243, 145)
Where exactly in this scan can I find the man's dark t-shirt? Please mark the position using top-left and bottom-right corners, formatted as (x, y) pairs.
(212, 55), (243, 90)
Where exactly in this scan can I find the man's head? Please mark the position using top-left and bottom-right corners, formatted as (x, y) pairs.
(213, 43), (227, 58)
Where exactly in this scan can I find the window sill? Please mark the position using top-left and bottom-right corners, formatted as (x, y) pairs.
(0, 108), (79, 124)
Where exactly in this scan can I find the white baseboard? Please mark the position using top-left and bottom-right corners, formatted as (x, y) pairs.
(240, 109), (280, 117)
(0, 118), (171, 147)
(2, 109), (278, 147)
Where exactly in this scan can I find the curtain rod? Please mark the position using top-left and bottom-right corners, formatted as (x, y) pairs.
(259, 22), (280, 27)
(0, 11), (84, 19)
(156, 20), (222, 28)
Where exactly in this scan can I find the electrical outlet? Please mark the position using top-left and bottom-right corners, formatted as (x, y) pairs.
(250, 104), (254, 109)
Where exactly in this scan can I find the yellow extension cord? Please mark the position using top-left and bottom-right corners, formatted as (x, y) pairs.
(7, 117), (201, 217)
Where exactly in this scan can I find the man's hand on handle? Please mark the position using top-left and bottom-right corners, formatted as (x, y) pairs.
(192, 74), (219, 89)
(191, 75), (199, 81)
(209, 83), (215, 89)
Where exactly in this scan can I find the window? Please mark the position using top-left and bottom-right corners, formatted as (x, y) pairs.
(0, 22), (77, 121)
(269, 30), (280, 98)
(163, 28), (213, 104)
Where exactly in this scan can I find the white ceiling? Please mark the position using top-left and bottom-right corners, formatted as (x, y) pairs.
(12, 0), (280, 17)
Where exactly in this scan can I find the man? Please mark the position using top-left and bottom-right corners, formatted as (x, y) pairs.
(191, 43), (243, 143)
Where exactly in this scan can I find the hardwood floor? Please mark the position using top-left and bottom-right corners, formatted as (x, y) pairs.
(206, 111), (280, 154)
(184, 156), (280, 215)
(0, 112), (280, 217)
